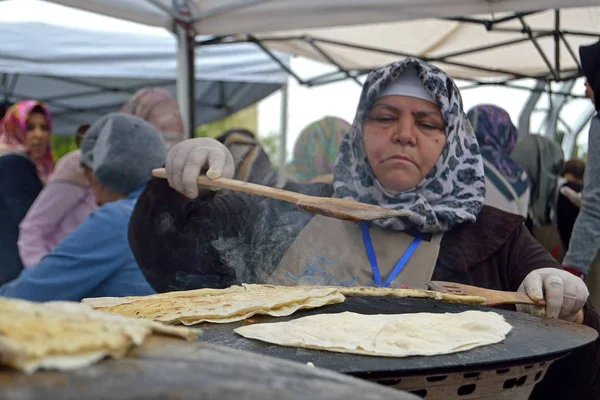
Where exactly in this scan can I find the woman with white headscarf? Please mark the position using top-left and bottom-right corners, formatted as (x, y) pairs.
(128, 58), (598, 399)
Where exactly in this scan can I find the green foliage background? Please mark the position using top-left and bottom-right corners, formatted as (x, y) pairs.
(51, 136), (78, 161)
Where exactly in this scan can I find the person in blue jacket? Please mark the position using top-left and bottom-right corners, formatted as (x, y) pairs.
(0, 113), (166, 301)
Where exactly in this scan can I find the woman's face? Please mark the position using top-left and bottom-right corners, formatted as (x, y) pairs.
(25, 111), (50, 160)
(362, 95), (446, 193)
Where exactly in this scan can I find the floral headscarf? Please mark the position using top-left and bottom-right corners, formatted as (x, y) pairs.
(333, 58), (485, 233)
(467, 105), (529, 197)
(0, 100), (54, 181)
(287, 116), (351, 182)
(121, 87), (185, 151)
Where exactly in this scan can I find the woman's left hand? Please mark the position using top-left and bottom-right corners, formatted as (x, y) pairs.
(517, 268), (588, 322)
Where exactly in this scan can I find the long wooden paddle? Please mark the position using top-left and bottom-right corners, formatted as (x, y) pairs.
(427, 281), (546, 306)
(152, 168), (409, 222)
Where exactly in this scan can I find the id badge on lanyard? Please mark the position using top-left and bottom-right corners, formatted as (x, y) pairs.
(359, 222), (422, 288)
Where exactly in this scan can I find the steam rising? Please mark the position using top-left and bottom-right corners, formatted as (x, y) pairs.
(210, 198), (299, 284)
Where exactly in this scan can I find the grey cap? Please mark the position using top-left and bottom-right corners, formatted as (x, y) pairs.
(81, 113), (167, 195)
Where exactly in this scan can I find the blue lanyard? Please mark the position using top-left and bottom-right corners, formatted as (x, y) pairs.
(359, 222), (422, 288)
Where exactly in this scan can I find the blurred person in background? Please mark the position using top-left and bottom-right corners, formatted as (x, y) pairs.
(511, 133), (564, 261)
(0, 100), (53, 285)
(556, 159), (586, 251)
(18, 124), (97, 268)
(75, 123), (90, 147)
(286, 116), (352, 184)
(215, 128), (278, 186)
(121, 87), (185, 151)
(467, 104), (530, 217)
(511, 133), (564, 230)
(562, 40), (600, 311)
(123, 87), (282, 186)
(0, 114), (166, 301)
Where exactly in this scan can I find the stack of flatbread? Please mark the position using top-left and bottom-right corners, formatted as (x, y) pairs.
(0, 298), (197, 374)
(235, 311), (512, 357)
(82, 284), (345, 325)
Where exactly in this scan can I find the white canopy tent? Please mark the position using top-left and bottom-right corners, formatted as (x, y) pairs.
(0, 0), (289, 135)
(252, 8), (600, 82)
(44, 0), (600, 36)
(220, 6), (600, 156)
(239, 7), (600, 157)
(45, 0), (600, 164)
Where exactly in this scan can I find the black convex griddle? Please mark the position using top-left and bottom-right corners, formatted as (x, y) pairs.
(198, 296), (597, 399)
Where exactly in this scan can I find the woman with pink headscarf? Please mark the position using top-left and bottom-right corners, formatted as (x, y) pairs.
(0, 100), (54, 283)
(0, 100), (54, 182)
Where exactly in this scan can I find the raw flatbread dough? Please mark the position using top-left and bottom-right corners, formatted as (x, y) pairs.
(0, 298), (198, 374)
(83, 284), (345, 325)
(235, 311), (512, 357)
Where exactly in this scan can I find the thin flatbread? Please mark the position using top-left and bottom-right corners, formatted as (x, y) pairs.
(82, 285), (247, 308)
(235, 311), (512, 357)
(332, 286), (486, 305)
(0, 298), (198, 374)
(83, 285), (345, 325)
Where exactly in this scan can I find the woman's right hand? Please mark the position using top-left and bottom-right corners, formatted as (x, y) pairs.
(165, 138), (235, 198)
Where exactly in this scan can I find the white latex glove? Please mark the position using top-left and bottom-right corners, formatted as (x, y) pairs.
(165, 138), (235, 198)
(560, 186), (582, 208)
(517, 268), (588, 322)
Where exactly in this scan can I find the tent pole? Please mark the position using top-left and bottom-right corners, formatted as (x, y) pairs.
(518, 80), (546, 135)
(176, 24), (196, 139)
(277, 84), (289, 187)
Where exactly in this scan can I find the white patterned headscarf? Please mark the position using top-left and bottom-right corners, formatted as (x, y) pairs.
(333, 58), (485, 233)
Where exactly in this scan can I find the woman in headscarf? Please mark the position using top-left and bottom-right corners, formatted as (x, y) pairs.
(467, 105), (530, 217)
(18, 124), (97, 268)
(0, 100), (54, 182)
(121, 87), (185, 151)
(128, 58), (598, 399)
(0, 100), (53, 284)
(510, 133), (564, 229)
(122, 87), (280, 186)
(287, 116), (351, 183)
(215, 128), (278, 187)
(510, 134), (565, 261)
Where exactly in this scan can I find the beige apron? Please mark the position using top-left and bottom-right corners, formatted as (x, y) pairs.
(268, 215), (442, 289)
